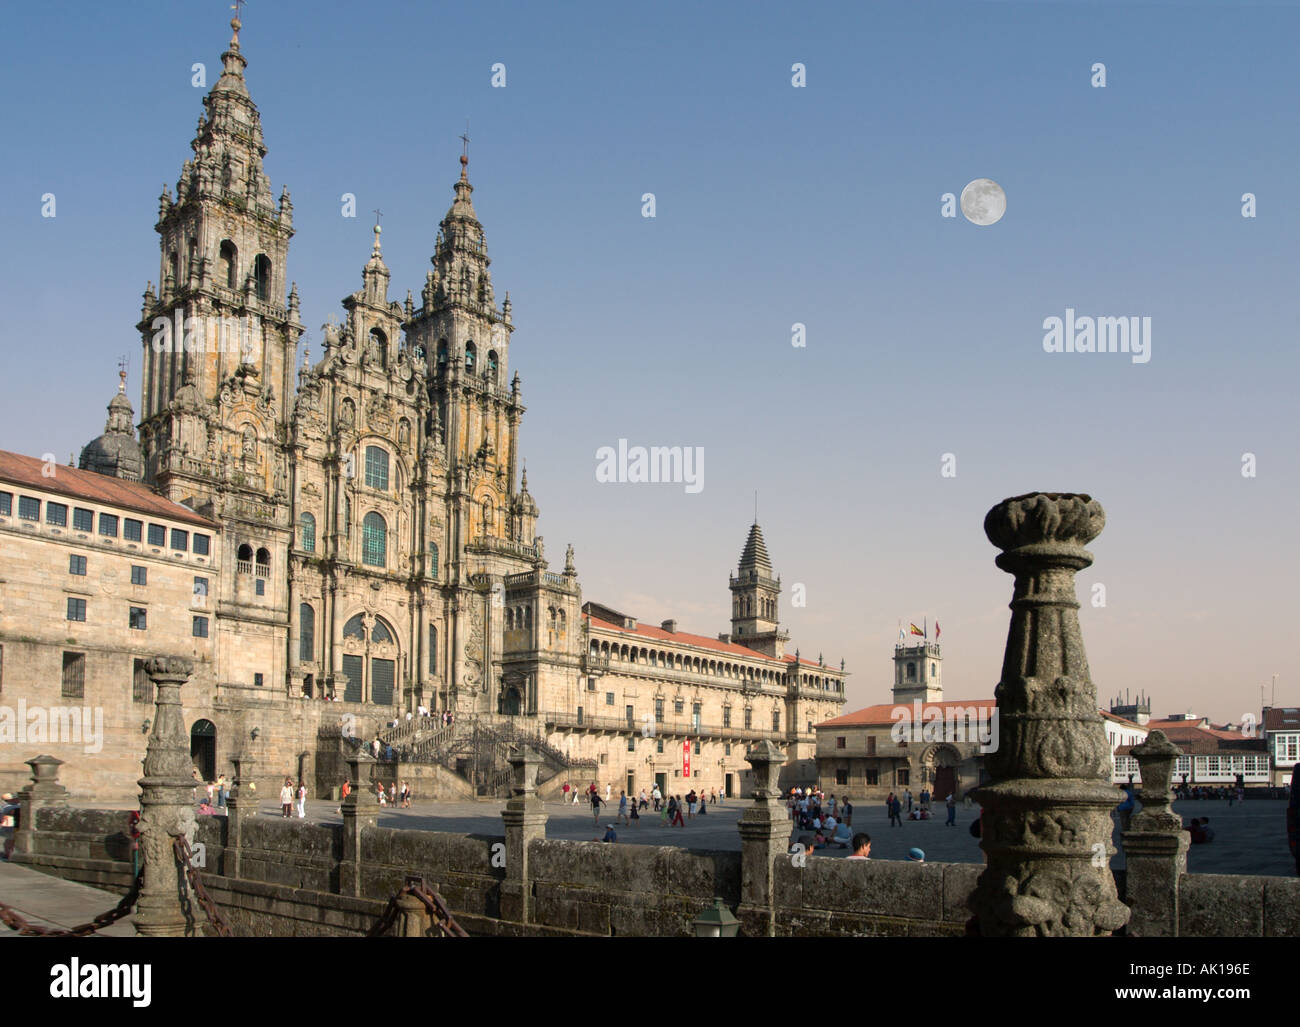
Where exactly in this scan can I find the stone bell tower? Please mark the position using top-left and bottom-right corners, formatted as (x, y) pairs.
(893, 641), (943, 705)
(729, 522), (788, 658)
(137, 12), (302, 513)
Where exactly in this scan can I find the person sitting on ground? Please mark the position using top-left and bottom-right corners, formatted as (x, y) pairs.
(907, 847), (925, 863)
(1199, 817), (1215, 842)
(601, 824), (617, 843)
(846, 832), (871, 860)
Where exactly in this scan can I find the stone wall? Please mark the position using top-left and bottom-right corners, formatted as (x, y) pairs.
(12, 802), (1295, 937)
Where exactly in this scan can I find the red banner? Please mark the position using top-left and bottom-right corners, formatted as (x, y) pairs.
(684, 738), (691, 778)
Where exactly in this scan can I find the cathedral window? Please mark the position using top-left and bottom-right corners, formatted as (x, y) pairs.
(365, 447), (389, 490)
(236, 543), (253, 573)
(344, 614), (366, 641)
(372, 619), (393, 644)
(219, 240), (238, 290)
(428, 625), (437, 673)
(362, 512), (387, 567)
(299, 604), (315, 661)
(253, 255), (272, 302)
(168, 251), (179, 283)
(344, 495), (352, 540)
(193, 616), (209, 638)
(437, 339), (448, 367)
(906, 662), (916, 681)
(255, 547), (271, 577)
(428, 541), (438, 578)
(744, 708), (753, 730)
(487, 350), (498, 384)
(368, 328), (387, 367)
(722, 706), (731, 728)
(299, 513), (316, 553)
(464, 342), (476, 372)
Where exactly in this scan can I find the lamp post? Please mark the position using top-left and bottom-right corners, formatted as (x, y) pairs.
(692, 898), (740, 938)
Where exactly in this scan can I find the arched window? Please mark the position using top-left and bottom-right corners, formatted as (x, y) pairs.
(371, 618), (393, 645)
(906, 662), (917, 681)
(368, 327), (387, 366)
(344, 614), (366, 640)
(464, 342), (476, 372)
(255, 547), (271, 579)
(428, 541), (439, 579)
(219, 240), (237, 289)
(487, 350), (499, 384)
(299, 604), (315, 661)
(362, 512), (386, 567)
(481, 498), (494, 535)
(253, 254), (272, 301)
(236, 543), (253, 573)
(364, 446), (389, 490)
(931, 662), (937, 676)
(299, 512), (316, 553)
(437, 339), (448, 368)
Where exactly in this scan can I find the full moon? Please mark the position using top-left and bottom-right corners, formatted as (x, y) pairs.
(960, 178), (1007, 226)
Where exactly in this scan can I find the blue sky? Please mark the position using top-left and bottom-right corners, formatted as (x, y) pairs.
(1, 0), (1296, 720)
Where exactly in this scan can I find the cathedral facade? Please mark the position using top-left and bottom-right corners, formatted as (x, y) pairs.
(0, 20), (845, 801)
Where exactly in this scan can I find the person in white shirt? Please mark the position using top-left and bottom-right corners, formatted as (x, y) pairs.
(295, 781), (307, 819)
(846, 833), (871, 860)
(279, 780), (294, 818)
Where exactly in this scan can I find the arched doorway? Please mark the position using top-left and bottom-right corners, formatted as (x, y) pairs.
(190, 719), (216, 781)
(501, 685), (522, 717)
(922, 743), (962, 800)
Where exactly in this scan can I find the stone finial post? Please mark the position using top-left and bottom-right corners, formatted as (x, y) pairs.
(736, 739), (789, 937)
(500, 745), (547, 923)
(1122, 730), (1189, 936)
(134, 656), (199, 937)
(224, 753), (258, 879)
(968, 494), (1130, 936)
(340, 750), (377, 898)
(10, 755), (70, 860)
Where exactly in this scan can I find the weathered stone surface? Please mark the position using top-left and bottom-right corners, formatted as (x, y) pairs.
(942, 862), (982, 922)
(1263, 878), (1300, 937)
(1180, 874), (1264, 937)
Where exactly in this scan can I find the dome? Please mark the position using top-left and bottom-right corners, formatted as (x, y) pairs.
(79, 375), (143, 482)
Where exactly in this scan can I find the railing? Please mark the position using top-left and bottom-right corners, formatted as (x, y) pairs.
(542, 709), (779, 743)
(236, 559), (252, 574)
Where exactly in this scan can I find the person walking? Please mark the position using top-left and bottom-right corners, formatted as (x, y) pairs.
(842, 798), (853, 827)
(217, 774), (227, 809)
(605, 783), (612, 804)
(279, 778), (294, 818)
(669, 795), (685, 828)
(590, 786), (604, 826)
(296, 780), (307, 819)
(629, 800), (640, 828)
(562, 781), (570, 806)
(905, 788), (913, 813)
(686, 789), (697, 818)
(945, 793), (956, 826)
(617, 790), (629, 826)
(652, 784), (662, 812)
(638, 788), (648, 811)
(888, 793), (902, 828)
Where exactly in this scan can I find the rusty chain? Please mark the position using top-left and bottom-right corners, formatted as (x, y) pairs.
(173, 835), (232, 937)
(0, 864), (143, 938)
(368, 878), (467, 937)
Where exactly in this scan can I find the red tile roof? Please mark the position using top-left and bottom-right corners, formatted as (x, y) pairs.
(1117, 723), (1266, 756)
(817, 699), (998, 729)
(0, 450), (216, 529)
(583, 612), (843, 673)
(1264, 708), (1300, 733)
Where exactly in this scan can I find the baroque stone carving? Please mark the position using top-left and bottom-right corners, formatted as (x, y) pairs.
(968, 492), (1130, 937)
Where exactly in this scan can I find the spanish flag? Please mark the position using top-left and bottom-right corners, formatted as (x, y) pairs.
(909, 623), (925, 637)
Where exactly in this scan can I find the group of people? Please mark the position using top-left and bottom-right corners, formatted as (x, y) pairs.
(1175, 785), (1244, 802)
(787, 789), (853, 832)
(885, 788), (957, 827)
(374, 780), (412, 807)
(560, 782), (725, 819)
(277, 778), (307, 819)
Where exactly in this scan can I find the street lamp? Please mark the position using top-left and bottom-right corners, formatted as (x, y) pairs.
(692, 897), (740, 938)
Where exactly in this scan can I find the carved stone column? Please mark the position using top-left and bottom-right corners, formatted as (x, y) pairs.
(736, 739), (789, 938)
(10, 755), (70, 860)
(135, 656), (199, 937)
(969, 493), (1130, 936)
(340, 750), (376, 897)
(1122, 730), (1189, 936)
(500, 745), (546, 923)
(224, 753), (258, 880)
